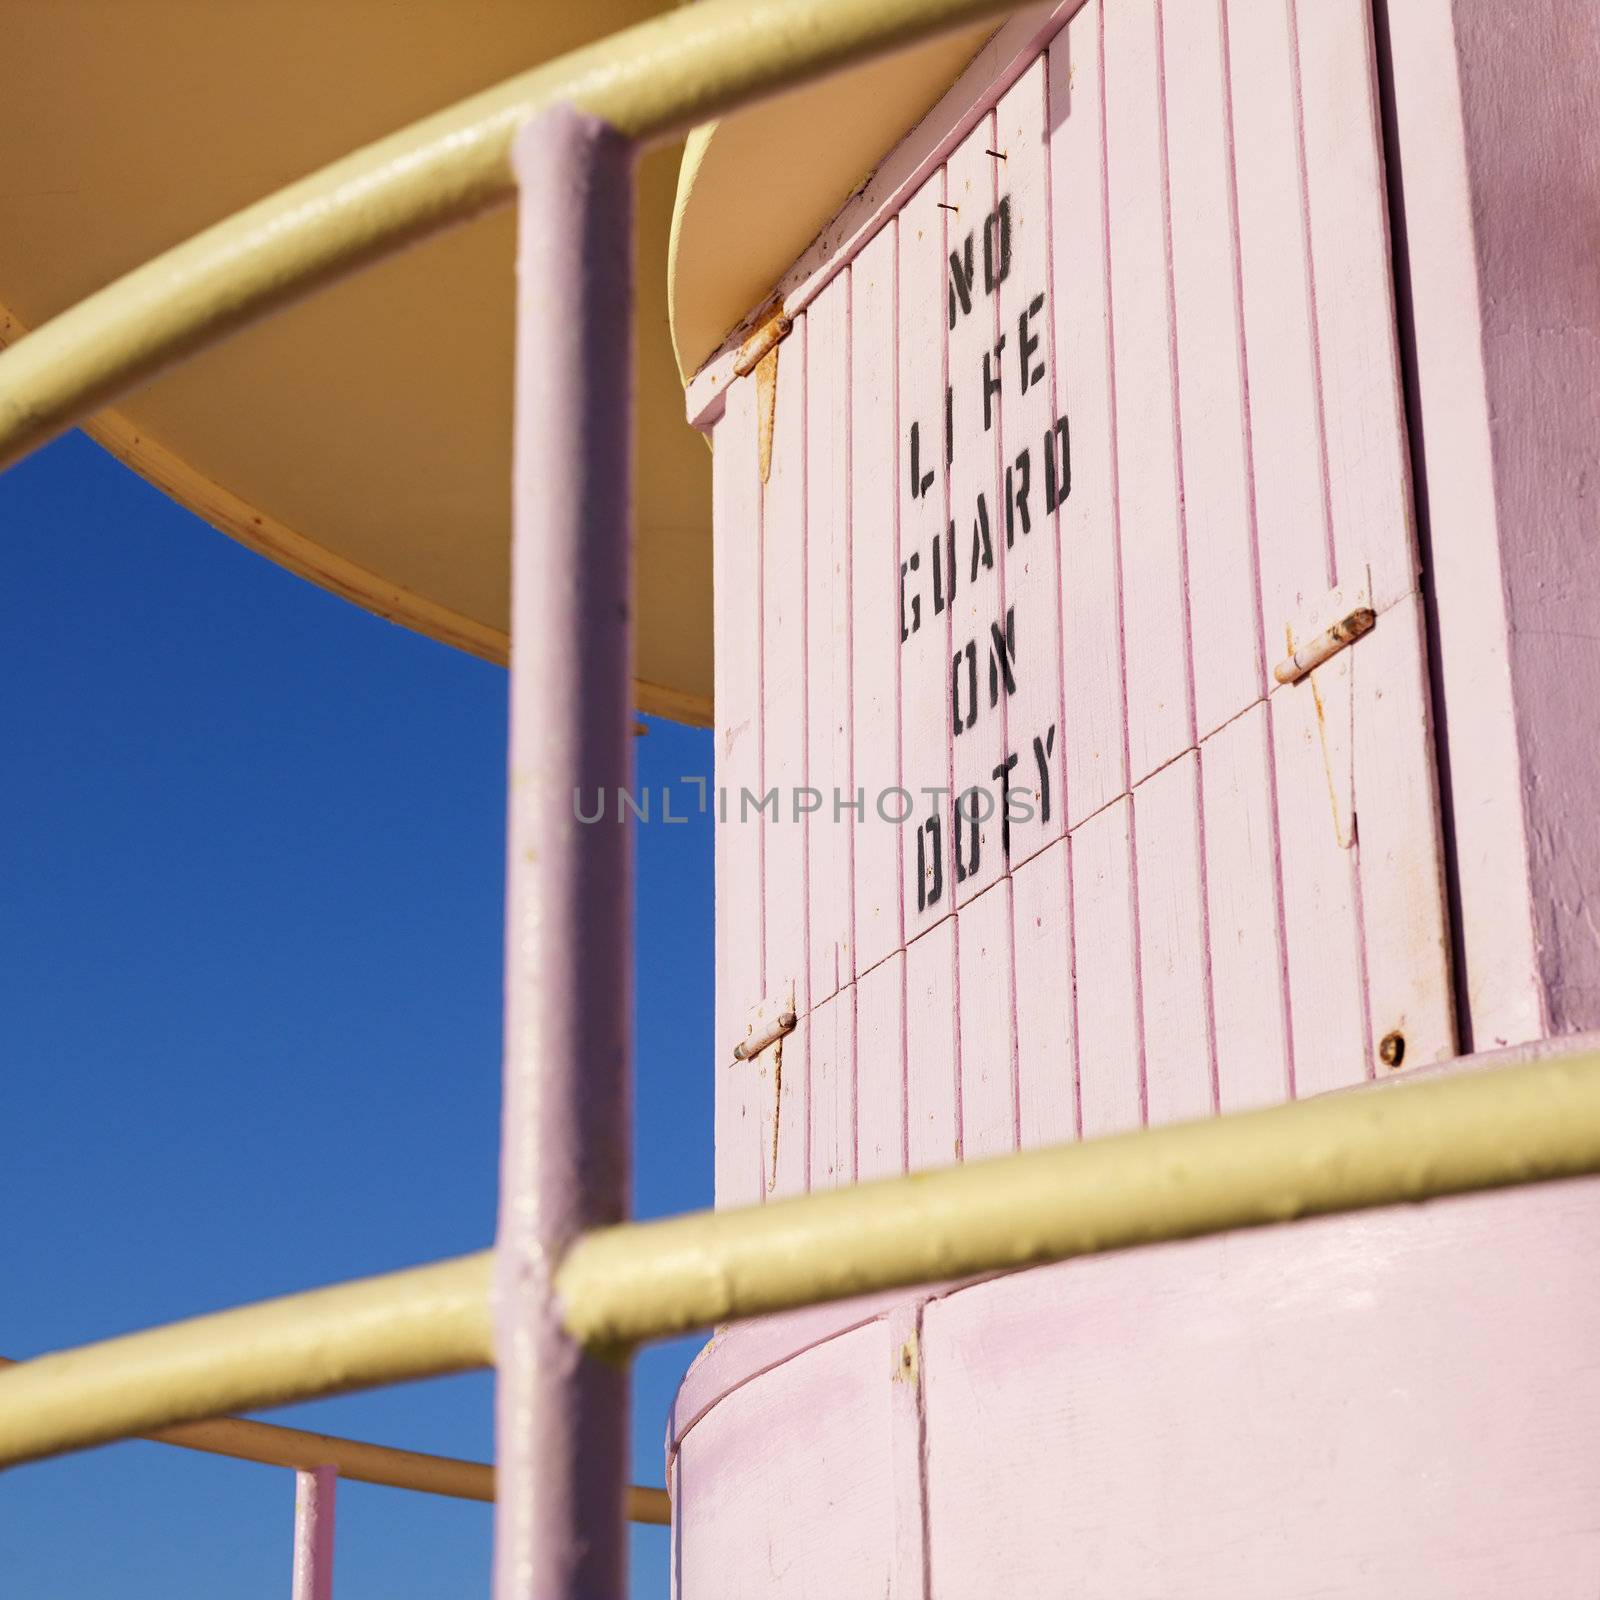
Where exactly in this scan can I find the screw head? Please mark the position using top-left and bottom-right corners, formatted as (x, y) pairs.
(1379, 1030), (1406, 1069)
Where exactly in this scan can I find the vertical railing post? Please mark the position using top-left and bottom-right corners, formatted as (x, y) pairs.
(290, 1466), (337, 1600)
(494, 106), (635, 1599)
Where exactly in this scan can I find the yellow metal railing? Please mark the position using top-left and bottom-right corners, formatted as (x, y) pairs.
(0, 1256), (491, 1467)
(4, 1051), (1599, 1472)
(0, 1357), (670, 1524)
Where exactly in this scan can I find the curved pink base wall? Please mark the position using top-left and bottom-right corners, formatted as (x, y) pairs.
(670, 1054), (1600, 1597)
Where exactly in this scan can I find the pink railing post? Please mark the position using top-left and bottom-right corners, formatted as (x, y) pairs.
(290, 1466), (336, 1600)
(494, 106), (635, 1599)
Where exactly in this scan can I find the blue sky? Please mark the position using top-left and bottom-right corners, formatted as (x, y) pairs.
(0, 431), (713, 1597)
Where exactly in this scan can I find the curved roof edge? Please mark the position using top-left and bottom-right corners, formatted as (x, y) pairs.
(669, 24), (997, 384)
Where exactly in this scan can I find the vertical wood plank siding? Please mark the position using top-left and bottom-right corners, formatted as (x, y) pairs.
(709, 0), (1453, 1203)
(712, 377), (765, 1207)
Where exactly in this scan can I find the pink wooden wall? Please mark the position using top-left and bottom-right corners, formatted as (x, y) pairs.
(670, 1098), (1600, 1598)
(683, 2), (1600, 1591)
(1378, 0), (1600, 1048)
(708, 0), (1455, 1209)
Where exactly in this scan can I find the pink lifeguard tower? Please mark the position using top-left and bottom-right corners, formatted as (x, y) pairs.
(666, 2), (1600, 1593)
(1, 1), (1598, 1595)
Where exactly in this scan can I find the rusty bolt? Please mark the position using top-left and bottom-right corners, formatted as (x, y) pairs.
(1378, 1030), (1406, 1069)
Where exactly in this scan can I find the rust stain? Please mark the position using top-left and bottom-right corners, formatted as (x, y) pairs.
(1287, 620), (1352, 849)
(894, 1332), (920, 1386)
(767, 1035), (783, 1193)
(1308, 670), (1353, 848)
(756, 342), (779, 485)
(736, 299), (789, 486)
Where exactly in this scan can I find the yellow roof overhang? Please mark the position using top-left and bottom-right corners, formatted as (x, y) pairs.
(0, 1), (711, 722)
(0, 4), (1003, 725)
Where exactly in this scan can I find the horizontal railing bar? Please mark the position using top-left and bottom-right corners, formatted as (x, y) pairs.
(0, 1357), (669, 1524)
(0, 0), (1018, 474)
(0, 1253), (493, 1470)
(554, 1054), (1600, 1347)
(10, 1057), (1598, 1473)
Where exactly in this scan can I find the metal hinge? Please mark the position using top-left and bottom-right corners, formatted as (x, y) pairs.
(1273, 605), (1376, 685)
(732, 1008), (797, 1061)
(732, 305), (793, 378)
